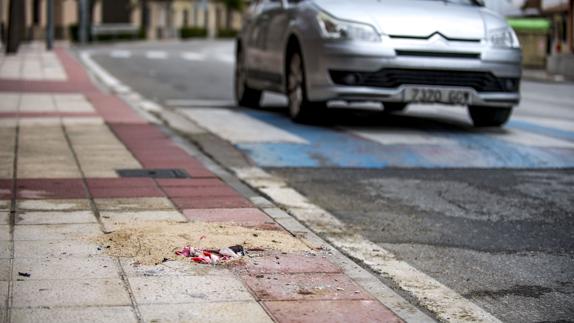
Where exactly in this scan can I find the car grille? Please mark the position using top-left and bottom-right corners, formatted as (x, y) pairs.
(330, 69), (519, 93)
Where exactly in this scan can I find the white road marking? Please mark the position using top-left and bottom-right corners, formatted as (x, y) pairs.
(165, 99), (235, 107)
(109, 50), (132, 58)
(515, 116), (574, 133)
(235, 166), (502, 323)
(178, 108), (308, 144)
(347, 128), (456, 145)
(521, 93), (574, 107)
(181, 52), (206, 61)
(492, 129), (574, 148)
(145, 51), (168, 60)
(215, 54), (234, 64)
(79, 51), (123, 90)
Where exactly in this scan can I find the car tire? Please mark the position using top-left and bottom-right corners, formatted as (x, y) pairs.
(235, 47), (262, 108)
(287, 49), (325, 123)
(382, 102), (408, 113)
(468, 106), (513, 127)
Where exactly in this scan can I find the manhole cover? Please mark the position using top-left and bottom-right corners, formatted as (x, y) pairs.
(117, 169), (190, 179)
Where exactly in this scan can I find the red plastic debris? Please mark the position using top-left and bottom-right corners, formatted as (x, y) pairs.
(175, 244), (245, 265)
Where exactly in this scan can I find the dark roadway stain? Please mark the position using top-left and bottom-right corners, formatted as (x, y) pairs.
(464, 285), (554, 299)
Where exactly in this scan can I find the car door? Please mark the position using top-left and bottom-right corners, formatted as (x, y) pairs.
(257, 0), (290, 88)
(245, 0), (284, 87)
(263, 0), (301, 88)
(243, 0), (266, 78)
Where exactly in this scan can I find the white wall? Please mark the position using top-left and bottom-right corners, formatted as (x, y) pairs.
(542, 0), (569, 10)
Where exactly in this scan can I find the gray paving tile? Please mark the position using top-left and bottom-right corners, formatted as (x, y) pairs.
(0, 241), (11, 259)
(120, 259), (230, 277)
(16, 199), (91, 211)
(0, 259), (10, 281)
(13, 257), (120, 280)
(0, 225), (9, 240)
(140, 302), (273, 323)
(0, 281), (7, 310)
(0, 212), (8, 225)
(94, 198), (175, 212)
(11, 306), (138, 323)
(100, 210), (185, 223)
(129, 275), (254, 305)
(16, 211), (96, 225)
(14, 224), (101, 240)
(14, 240), (104, 258)
(13, 279), (131, 307)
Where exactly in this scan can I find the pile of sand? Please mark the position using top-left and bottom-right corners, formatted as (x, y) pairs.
(92, 221), (310, 265)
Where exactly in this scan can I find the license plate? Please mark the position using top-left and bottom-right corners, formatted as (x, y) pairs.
(405, 87), (471, 105)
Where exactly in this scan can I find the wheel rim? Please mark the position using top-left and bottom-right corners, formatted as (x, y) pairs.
(235, 52), (245, 100)
(288, 54), (304, 118)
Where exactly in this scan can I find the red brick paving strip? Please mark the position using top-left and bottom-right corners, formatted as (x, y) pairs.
(171, 196), (253, 209)
(0, 48), (96, 93)
(242, 254), (343, 275)
(162, 186), (240, 198)
(0, 180), (14, 200)
(88, 186), (165, 198)
(86, 93), (143, 124)
(241, 273), (373, 301)
(86, 178), (157, 188)
(156, 178), (225, 187)
(16, 179), (88, 199)
(264, 300), (403, 323)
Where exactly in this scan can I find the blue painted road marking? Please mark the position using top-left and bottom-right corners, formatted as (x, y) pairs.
(231, 110), (574, 169)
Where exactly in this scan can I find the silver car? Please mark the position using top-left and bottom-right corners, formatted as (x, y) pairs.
(235, 0), (522, 127)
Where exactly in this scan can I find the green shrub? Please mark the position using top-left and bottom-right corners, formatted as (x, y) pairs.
(180, 27), (208, 39)
(68, 24), (145, 42)
(217, 29), (238, 38)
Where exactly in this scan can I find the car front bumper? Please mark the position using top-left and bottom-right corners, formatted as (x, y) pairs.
(302, 39), (522, 108)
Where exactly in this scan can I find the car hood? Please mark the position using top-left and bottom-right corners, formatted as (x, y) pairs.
(312, 0), (507, 40)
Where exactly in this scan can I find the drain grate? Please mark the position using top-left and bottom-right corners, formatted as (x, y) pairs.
(116, 169), (190, 179)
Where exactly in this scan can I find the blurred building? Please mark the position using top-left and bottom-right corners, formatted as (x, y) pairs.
(0, 0), (244, 43)
(483, 0), (523, 15)
(518, 0), (574, 76)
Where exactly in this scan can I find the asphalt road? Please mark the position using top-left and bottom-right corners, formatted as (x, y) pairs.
(88, 40), (574, 322)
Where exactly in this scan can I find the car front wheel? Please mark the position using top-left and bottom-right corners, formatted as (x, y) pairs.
(468, 106), (513, 127)
(235, 48), (262, 108)
(287, 50), (325, 123)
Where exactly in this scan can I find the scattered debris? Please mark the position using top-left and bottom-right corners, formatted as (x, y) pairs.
(18, 272), (31, 278)
(297, 288), (315, 295)
(91, 221), (309, 265)
(176, 244), (246, 265)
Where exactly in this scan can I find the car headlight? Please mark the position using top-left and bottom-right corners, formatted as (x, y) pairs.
(316, 11), (380, 42)
(486, 27), (520, 48)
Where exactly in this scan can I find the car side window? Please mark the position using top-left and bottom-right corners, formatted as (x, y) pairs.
(262, 0), (282, 10)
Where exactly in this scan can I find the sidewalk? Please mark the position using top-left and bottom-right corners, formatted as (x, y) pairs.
(522, 68), (572, 83)
(0, 43), (406, 322)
